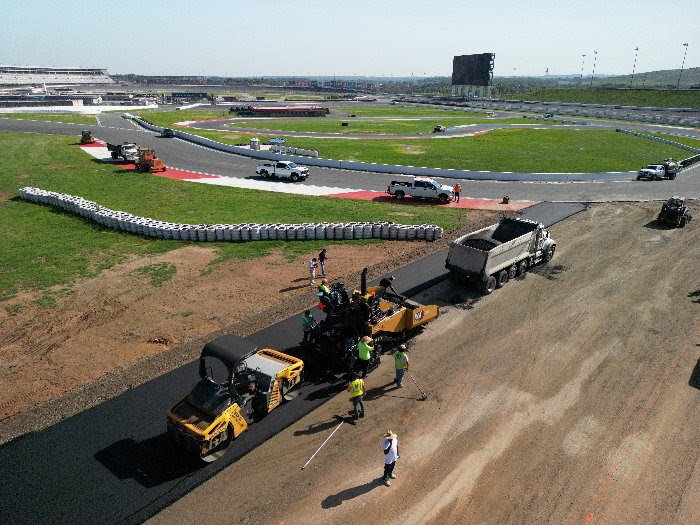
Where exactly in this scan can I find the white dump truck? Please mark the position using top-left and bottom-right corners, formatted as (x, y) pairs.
(255, 161), (309, 182)
(445, 217), (556, 294)
(636, 160), (679, 181)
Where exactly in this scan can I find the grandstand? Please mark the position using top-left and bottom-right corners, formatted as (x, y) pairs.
(0, 66), (114, 86)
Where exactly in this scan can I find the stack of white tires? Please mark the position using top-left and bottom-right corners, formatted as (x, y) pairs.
(19, 187), (443, 243)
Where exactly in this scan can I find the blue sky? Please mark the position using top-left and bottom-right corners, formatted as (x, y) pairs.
(0, 0), (696, 77)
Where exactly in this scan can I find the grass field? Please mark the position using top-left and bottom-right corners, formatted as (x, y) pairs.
(180, 127), (688, 173)
(0, 131), (465, 301)
(0, 113), (97, 124)
(648, 133), (700, 151)
(505, 88), (700, 109)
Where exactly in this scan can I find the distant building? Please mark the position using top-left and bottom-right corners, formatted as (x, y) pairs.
(231, 105), (330, 117)
(0, 65), (114, 86)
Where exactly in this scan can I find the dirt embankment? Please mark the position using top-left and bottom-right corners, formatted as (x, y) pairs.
(0, 210), (499, 442)
(149, 202), (700, 525)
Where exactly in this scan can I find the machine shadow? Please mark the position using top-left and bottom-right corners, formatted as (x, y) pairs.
(321, 478), (384, 508)
(689, 358), (700, 390)
(94, 433), (200, 488)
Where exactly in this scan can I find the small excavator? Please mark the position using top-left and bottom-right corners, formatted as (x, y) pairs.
(80, 130), (95, 144)
(135, 147), (166, 173)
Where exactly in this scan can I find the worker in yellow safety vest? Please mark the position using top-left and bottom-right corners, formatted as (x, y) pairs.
(393, 344), (409, 388)
(357, 335), (374, 378)
(347, 374), (366, 420)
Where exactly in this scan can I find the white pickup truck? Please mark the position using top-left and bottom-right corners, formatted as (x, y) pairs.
(255, 161), (309, 182)
(636, 161), (679, 181)
(386, 177), (454, 204)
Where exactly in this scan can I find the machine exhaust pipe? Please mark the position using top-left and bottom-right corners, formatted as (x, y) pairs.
(361, 267), (368, 295)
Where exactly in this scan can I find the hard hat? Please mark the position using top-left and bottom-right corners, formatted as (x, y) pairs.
(398, 344), (407, 351)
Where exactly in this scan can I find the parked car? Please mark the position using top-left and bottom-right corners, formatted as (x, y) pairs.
(161, 128), (175, 138)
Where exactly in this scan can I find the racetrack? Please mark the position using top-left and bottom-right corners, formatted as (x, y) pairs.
(1, 116), (699, 202)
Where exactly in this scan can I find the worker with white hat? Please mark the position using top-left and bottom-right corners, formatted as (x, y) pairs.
(382, 430), (399, 486)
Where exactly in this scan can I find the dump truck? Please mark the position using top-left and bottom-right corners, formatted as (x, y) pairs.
(312, 269), (439, 374)
(446, 217), (556, 294)
(107, 142), (139, 162)
(657, 196), (692, 227)
(167, 335), (303, 462)
(135, 147), (166, 172)
(80, 130), (95, 144)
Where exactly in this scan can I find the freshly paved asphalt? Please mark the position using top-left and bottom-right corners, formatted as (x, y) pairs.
(1, 117), (699, 201)
(0, 202), (581, 525)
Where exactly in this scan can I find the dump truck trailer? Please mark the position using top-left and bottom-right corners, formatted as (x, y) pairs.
(446, 217), (556, 294)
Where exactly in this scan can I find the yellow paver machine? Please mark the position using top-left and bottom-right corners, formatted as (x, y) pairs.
(167, 335), (303, 462)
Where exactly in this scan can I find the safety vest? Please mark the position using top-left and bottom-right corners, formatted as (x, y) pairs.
(357, 341), (372, 361)
(318, 284), (330, 294)
(349, 378), (364, 398)
(394, 351), (407, 369)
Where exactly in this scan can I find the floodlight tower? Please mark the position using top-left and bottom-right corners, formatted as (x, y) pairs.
(630, 47), (639, 86)
(677, 43), (689, 89)
(580, 54), (587, 85)
(590, 50), (598, 87)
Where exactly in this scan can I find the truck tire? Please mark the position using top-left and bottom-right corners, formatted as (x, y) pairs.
(496, 270), (509, 288)
(680, 216), (687, 227)
(290, 173), (300, 182)
(508, 264), (517, 280)
(516, 259), (528, 276)
(543, 245), (555, 263)
(260, 170), (268, 177)
(395, 191), (405, 201)
(668, 173), (676, 180)
(438, 193), (449, 204)
(481, 276), (497, 295)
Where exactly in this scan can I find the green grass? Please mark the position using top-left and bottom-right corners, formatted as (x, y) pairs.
(0, 113), (97, 124)
(504, 88), (700, 109)
(647, 133), (700, 151)
(0, 131), (465, 300)
(133, 262), (177, 287)
(227, 117), (552, 135)
(331, 105), (492, 117)
(186, 127), (689, 172)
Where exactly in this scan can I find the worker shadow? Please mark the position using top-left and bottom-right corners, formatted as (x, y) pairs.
(94, 433), (200, 488)
(321, 478), (384, 508)
(364, 381), (397, 401)
(643, 220), (671, 230)
(688, 290), (700, 304)
(294, 415), (348, 436)
(279, 284), (309, 293)
(689, 358), (700, 390)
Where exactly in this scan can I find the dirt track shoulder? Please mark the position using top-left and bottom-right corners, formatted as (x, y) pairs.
(148, 202), (700, 525)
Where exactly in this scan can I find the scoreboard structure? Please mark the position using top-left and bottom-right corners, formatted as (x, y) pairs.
(451, 53), (495, 98)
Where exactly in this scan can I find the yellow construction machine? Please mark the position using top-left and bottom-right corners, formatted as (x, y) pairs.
(167, 335), (303, 462)
(80, 130), (95, 144)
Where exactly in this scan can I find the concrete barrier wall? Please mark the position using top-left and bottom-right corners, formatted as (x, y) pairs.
(616, 128), (700, 154)
(131, 116), (622, 182)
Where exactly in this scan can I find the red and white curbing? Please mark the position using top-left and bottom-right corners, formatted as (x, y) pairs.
(77, 140), (535, 210)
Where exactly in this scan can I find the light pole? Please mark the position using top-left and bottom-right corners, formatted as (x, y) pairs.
(590, 50), (598, 87)
(631, 47), (639, 86)
(677, 43), (689, 89)
(580, 54), (586, 85)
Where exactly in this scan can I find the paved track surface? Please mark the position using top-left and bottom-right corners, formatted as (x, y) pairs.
(1, 118), (699, 200)
(0, 203), (581, 525)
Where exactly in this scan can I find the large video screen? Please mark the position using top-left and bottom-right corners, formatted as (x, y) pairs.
(451, 53), (494, 86)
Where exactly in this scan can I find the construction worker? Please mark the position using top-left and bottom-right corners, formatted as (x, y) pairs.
(308, 257), (318, 285)
(317, 279), (330, 296)
(357, 335), (374, 378)
(377, 275), (398, 299)
(347, 374), (365, 420)
(300, 310), (316, 345)
(393, 344), (409, 388)
(382, 430), (399, 486)
(454, 182), (461, 202)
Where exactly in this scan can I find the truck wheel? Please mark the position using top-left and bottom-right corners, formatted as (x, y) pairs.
(395, 191), (405, 201)
(481, 276), (497, 295)
(496, 270), (509, 288)
(669, 174), (676, 180)
(543, 245), (555, 263)
(199, 424), (233, 463)
(680, 217), (687, 227)
(516, 259), (528, 276)
(260, 170), (268, 177)
(290, 173), (300, 182)
(508, 264), (517, 280)
(438, 193), (449, 204)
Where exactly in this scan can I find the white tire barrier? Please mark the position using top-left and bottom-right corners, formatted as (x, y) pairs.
(18, 187), (442, 243)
